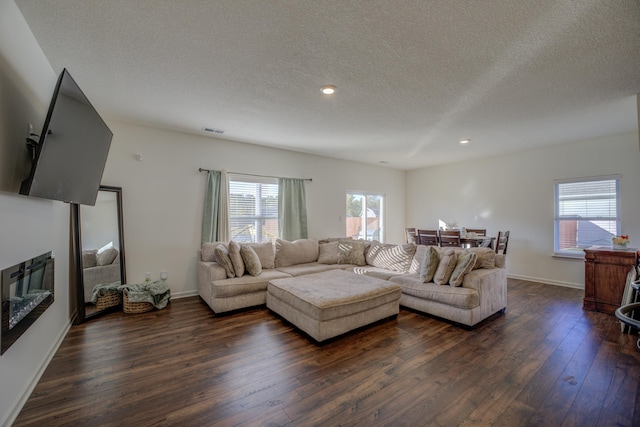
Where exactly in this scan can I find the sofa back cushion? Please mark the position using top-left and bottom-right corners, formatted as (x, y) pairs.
(97, 248), (119, 266)
(275, 239), (319, 267)
(366, 241), (416, 273)
(246, 242), (275, 269)
(202, 242), (228, 262)
(462, 247), (496, 270)
(318, 241), (340, 264)
(82, 250), (98, 268)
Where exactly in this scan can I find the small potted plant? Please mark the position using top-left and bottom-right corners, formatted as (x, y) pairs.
(612, 234), (629, 249)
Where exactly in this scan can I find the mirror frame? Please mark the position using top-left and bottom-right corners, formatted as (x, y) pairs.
(71, 185), (126, 323)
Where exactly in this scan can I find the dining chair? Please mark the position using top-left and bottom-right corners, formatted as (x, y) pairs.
(495, 231), (510, 254)
(405, 227), (417, 244)
(439, 230), (461, 247)
(417, 229), (439, 246)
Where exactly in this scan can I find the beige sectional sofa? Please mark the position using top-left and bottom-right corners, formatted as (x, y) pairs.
(197, 238), (507, 327)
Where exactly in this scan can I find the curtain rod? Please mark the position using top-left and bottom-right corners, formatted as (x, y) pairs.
(198, 168), (312, 182)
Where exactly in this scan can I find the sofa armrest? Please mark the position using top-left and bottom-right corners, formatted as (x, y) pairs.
(198, 261), (227, 300)
(494, 254), (506, 269)
(462, 267), (507, 315)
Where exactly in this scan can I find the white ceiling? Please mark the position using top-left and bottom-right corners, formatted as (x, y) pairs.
(15, 0), (640, 170)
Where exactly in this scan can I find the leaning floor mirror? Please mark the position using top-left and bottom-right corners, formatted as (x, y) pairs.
(71, 185), (126, 323)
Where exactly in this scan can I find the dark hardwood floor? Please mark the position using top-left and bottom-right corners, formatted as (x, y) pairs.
(14, 279), (640, 426)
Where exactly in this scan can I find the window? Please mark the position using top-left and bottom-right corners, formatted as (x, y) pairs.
(554, 175), (620, 257)
(229, 175), (279, 243)
(346, 192), (384, 242)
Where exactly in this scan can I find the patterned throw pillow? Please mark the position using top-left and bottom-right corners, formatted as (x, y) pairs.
(463, 247), (496, 270)
(240, 244), (262, 276)
(214, 245), (235, 278)
(420, 246), (440, 283)
(433, 249), (457, 285)
(227, 241), (245, 277)
(337, 240), (367, 266)
(318, 241), (340, 264)
(449, 252), (478, 287)
(367, 241), (417, 273)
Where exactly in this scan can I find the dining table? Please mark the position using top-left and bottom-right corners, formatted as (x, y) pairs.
(460, 234), (495, 248)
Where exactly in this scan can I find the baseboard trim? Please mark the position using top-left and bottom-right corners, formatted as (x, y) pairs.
(3, 320), (72, 427)
(507, 273), (584, 290)
(171, 290), (199, 299)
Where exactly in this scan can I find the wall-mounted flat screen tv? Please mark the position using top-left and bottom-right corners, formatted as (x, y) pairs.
(19, 68), (112, 206)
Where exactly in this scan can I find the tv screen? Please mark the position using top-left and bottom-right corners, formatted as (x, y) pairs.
(19, 68), (112, 206)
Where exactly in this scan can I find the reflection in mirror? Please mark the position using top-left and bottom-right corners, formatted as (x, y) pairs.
(73, 185), (126, 322)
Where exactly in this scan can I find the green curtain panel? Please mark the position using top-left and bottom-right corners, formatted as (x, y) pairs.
(278, 178), (308, 240)
(201, 170), (229, 243)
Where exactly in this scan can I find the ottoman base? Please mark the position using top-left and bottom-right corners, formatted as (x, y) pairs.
(267, 270), (401, 342)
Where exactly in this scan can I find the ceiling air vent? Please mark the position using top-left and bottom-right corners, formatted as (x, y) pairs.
(202, 127), (225, 135)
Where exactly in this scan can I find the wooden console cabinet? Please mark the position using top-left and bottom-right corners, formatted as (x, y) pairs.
(583, 247), (637, 314)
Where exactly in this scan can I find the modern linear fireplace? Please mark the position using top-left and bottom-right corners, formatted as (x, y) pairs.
(1, 251), (54, 355)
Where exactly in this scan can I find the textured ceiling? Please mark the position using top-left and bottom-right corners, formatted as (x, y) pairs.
(15, 0), (640, 170)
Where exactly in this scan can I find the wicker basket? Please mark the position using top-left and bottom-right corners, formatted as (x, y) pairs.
(123, 291), (154, 314)
(95, 291), (122, 311)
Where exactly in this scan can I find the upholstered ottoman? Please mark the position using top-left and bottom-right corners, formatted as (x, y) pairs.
(266, 269), (402, 342)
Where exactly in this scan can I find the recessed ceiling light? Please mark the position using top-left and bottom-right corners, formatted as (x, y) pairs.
(321, 85), (337, 95)
(459, 139), (470, 144)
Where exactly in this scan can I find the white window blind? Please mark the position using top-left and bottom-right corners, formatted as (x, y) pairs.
(229, 175), (279, 243)
(554, 175), (620, 257)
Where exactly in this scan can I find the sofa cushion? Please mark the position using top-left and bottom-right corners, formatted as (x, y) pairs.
(419, 246), (440, 283)
(317, 241), (340, 264)
(277, 262), (346, 277)
(449, 252), (477, 287)
(390, 275), (480, 310)
(463, 247), (496, 270)
(366, 241), (416, 273)
(337, 240), (366, 266)
(202, 242), (227, 262)
(211, 269), (292, 298)
(82, 250), (98, 268)
(350, 266), (406, 280)
(275, 239), (319, 267)
(247, 242), (275, 269)
(214, 245), (235, 278)
(97, 248), (118, 266)
(227, 241), (245, 277)
(433, 249), (457, 285)
(240, 245), (262, 276)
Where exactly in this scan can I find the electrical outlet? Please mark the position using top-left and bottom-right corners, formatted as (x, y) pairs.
(160, 271), (168, 280)
(145, 272), (151, 280)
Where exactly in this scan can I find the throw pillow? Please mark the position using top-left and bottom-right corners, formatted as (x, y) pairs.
(367, 241), (417, 273)
(463, 247), (496, 270)
(317, 241), (340, 264)
(420, 246), (440, 283)
(247, 242), (275, 269)
(96, 248), (118, 266)
(275, 239), (319, 267)
(201, 241), (227, 262)
(337, 240), (366, 266)
(449, 252), (478, 287)
(214, 244), (235, 278)
(433, 249), (457, 285)
(227, 241), (245, 277)
(240, 244), (262, 276)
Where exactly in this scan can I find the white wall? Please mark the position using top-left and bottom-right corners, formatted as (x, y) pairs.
(0, 2), (71, 426)
(406, 132), (640, 288)
(100, 120), (406, 295)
